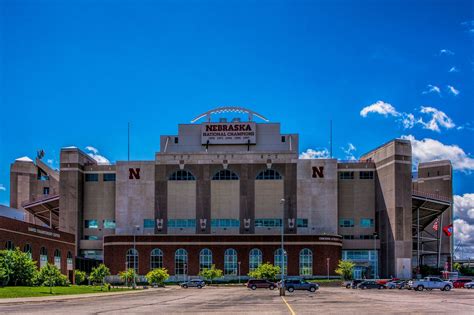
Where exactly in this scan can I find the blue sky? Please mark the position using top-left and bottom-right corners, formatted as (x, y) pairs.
(1, 0), (473, 254)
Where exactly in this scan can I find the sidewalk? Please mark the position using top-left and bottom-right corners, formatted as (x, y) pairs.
(0, 287), (176, 305)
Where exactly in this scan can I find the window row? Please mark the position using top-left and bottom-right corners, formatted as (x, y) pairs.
(339, 218), (374, 228)
(125, 248), (314, 276)
(84, 219), (116, 229)
(339, 171), (374, 180)
(3, 241), (73, 270)
(85, 173), (116, 182)
(342, 235), (377, 240)
(168, 169), (283, 181)
(141, 218), (310, 229)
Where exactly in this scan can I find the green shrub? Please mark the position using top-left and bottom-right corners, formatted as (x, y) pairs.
(198, 265), (223, 284)
(35, 263), (69, 293)
(0, 248), (38, 286)
(335, 260), (355, 281)
(74, 270), (87, 285)
(89, 264), (111, 290)
(146, 268), (170, 286)
(248, 262), (280, 281)
(119, 269), (137, 286)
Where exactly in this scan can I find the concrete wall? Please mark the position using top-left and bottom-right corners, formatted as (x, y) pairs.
(211, 180), (240, 219)
(297, 159), (338, 235)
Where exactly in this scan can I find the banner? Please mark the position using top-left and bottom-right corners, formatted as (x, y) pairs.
(201, 122), (256, 144)
(432, 217), (439, 231)
(442, 224), (453, 237)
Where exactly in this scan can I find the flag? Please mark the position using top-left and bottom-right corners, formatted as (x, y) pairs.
(432, 217), (439, 231)
(443, 224), (453, 237)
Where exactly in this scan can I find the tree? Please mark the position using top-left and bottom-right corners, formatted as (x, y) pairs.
(335, 260), (355, 281)
(146, 268), (170, 287)
(35, 263), (64, 294)
(89, 264), (111, 290)
(247, 263), (280, 281)
(453, 262), (461, 271)
(198, 265), (223, 284)
(119, 269), (137, 286)
(74, 270), (87, 285)
(0, 248), (38, 286)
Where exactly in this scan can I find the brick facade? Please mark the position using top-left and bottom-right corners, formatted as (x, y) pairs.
(104, 234), (342, 276)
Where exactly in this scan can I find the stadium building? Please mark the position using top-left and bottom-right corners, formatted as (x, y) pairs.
(4, 107), (453, 280)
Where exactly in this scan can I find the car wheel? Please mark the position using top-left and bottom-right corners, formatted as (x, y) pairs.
(197, 285), (202, 289)
(288, 287), (294, 293)
(443, 285), (451, 291)
(251, 285), (257, 290)
(346, 284), (351, 289)
(309, 287), (316, 292)
(269, 285), (275, 290)
(183, 285), (188, 289)
(416, 285), (424, 291)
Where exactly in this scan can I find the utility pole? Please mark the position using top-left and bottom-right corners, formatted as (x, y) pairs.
(133, 225), (139, 288)
(280, 198), (285, 296)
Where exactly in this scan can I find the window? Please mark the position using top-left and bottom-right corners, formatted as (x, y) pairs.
(103, 173), (116, 181)
(169, 170), (195, 181)
(281, 136), (286, 142)
(150, 249), (163, 270)
(255, 219), (282, 227)
(212, 169), (239, 180)
(23, 244), (32, 258)
(359, 235), (375, 240)
(224, 248), (238, 275)
(174, 137), (179, 144)
(342, 235), (354, 240)
(339, 218), (354, 227)
(175, 249), (188, 276)
(54, 249), (61, 269)
(40, 247), (48, 267)
(256, 169), (282, 180)
(168, 219), (196, 228)
(5, 240), (14, 250)
(43, 187), (50, 195)
(274, 248), (287, 275)
(199, 248), (212, 272)
(211, 219), (240, 228)
(299, 248), (313, 276)
(126, 248), (139, 273)
(360, 218), (374, 228)
(103, 220), (116, 229)
(144, 219), (155, 229)
(85, 220), (99, 229)
(249, 248), (262, 272)
(359, 171), (374, 179)
(339, 172), (354, 180)
(85, 173), (99, 182)
(67, 251), (73, 270)
(84, 235), (99, 240)
(297, 219), (308, 228)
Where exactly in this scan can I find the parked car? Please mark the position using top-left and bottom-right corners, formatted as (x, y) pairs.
(282, 279), (319, 292)
(453, 278), (472, 288)
(464, 281), (474, 289)
(386, 280), (405, 289)
(396, 280), (409, 289)
(408, 277), (453, 291)
(357, 280), (385, 289)
(345, 279), (364, 289)
(180, 279), (206, 289)
(247, 279), (276, 290)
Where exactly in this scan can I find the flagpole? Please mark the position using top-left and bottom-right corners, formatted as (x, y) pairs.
(438, 214), (443, 270)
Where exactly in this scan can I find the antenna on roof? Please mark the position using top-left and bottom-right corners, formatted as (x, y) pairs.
(37, 149), (45, 160)
(330, 120), (333, 159)
(128, 122), (130, 162)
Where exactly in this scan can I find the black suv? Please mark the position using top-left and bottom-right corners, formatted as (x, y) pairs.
(247, 279), (277, 290)
(282, 279), (319, 292)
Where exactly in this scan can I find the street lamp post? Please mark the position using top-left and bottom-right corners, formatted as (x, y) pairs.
(133, 225), (139, 288)
(125, 261), (128, 287)
(280, 198), (285, 296)
(373, 232), (378, 280)
(238, 261), (241, 284)
(327, 258), (330, 280)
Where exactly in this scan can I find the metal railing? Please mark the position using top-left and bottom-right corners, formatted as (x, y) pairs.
(412, 190), (451, 203)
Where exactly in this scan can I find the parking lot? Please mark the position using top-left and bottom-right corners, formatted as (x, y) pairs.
(0, 285), (473, 314)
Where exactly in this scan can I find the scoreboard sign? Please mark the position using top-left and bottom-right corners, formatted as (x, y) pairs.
(201, 122), (256, 144)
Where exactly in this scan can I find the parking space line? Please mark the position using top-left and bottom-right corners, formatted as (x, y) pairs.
(281, 296), (296, 315)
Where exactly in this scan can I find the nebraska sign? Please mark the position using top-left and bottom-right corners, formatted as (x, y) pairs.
(201, 122), (256, 144)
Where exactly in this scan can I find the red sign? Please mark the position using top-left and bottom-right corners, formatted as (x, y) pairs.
(443, 224), (453, 237)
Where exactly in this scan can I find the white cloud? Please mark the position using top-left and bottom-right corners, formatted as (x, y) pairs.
(0, 184), (5, 192)
(449, 66), (459, 73)
(439, 49), (454, 56)
(85, 146), (111, 165)
(360, 101), (400, 117)
(453, 193), (474, 258)
(422, 84), (441, 95)
(401, 135), (474, 172)
(299, 148), (330, 159)
(418, 106), (456, 132)
(341, 143), (357, 160)
(402, 113), (416, 129)
(447, 85), (460, 96)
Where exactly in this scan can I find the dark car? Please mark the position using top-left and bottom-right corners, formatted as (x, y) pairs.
(282, 279), (319, 293)
(357, 280), (385, 289)
(180, 279), (205, 289)
(247, 279), (276, 290)
(453, 278), (472, 289)
(345, 279), (364, 289)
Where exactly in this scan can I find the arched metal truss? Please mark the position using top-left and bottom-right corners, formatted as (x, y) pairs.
(190, 106), (269, 123)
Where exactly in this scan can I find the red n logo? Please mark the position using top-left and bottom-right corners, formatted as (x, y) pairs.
(129, 168), (140, 179)
(312, 166), (324, 178)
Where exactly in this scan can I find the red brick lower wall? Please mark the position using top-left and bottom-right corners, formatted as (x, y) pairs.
(104, 234), (342, 276)
(0, 216), (75, 276)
